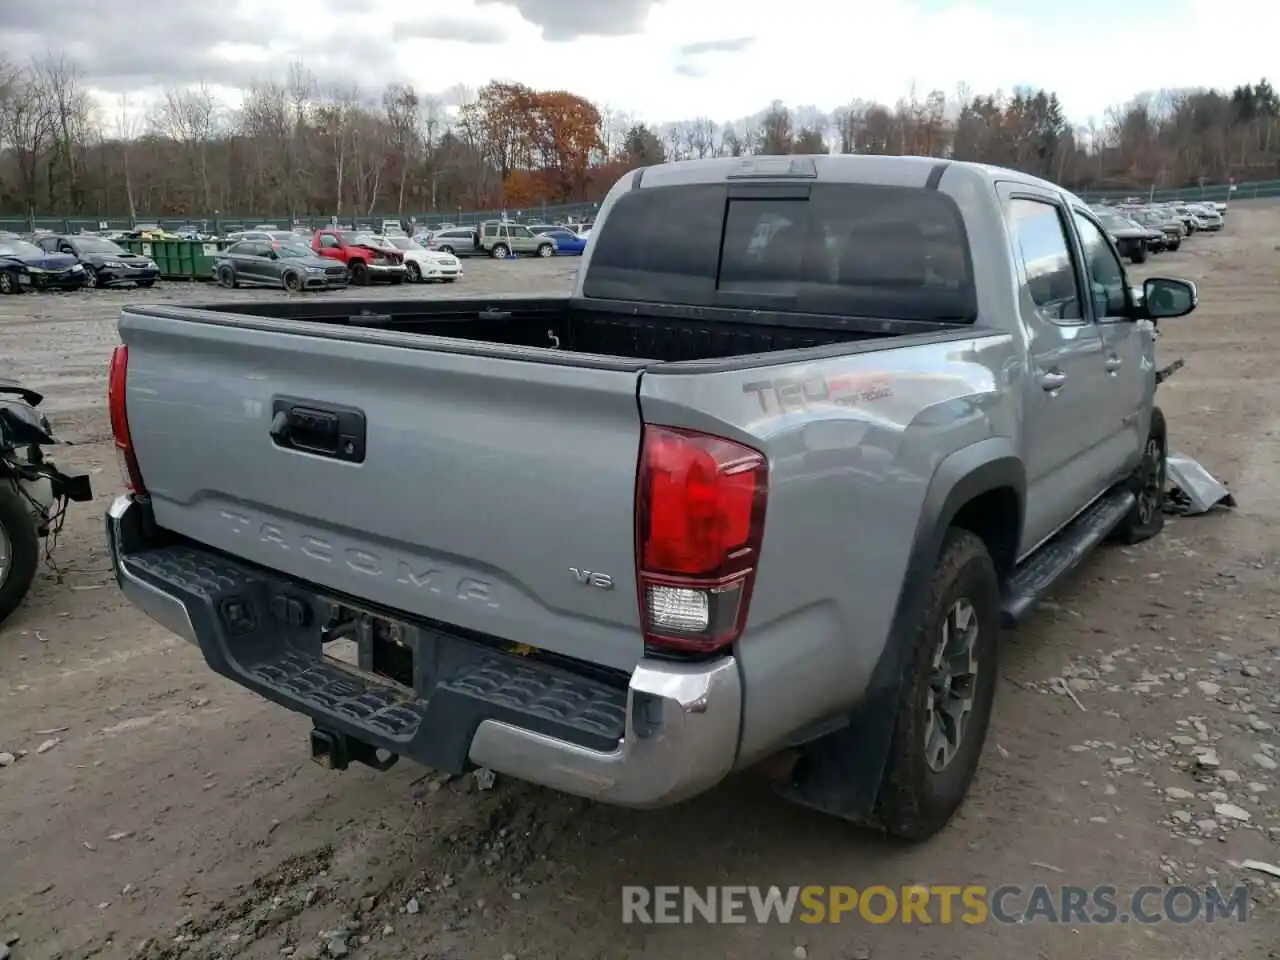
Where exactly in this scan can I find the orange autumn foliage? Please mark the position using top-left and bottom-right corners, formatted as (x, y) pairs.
(461, 81), (605, 205)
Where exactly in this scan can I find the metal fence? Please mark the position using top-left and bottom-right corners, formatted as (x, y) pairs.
(2, 178), (1276, 236)
(0, 200), (603, 237)
(1078, 179), (1280, 203)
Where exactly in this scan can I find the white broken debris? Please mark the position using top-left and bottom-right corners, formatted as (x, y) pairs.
(1030, 862), (1064, 873)
(1240, 860), (1280, 879)
(1214, 803), (1251, 822)
(473, 768), (497, 791)
(1049, 676), (1087, 711)
(35, 738), (61, 754)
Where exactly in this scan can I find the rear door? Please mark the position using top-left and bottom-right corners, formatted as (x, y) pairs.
(235, 242), (272, 284)
(998, 186), (1115, 553)
(120, 312), (650, 671)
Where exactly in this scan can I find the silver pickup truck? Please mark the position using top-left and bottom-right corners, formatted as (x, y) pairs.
(106, 155), (1197, 841)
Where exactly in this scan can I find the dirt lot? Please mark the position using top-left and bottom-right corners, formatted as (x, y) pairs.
(1, 226), (1279, 960)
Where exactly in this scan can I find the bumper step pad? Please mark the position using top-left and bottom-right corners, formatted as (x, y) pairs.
(123, 544), (627, 771)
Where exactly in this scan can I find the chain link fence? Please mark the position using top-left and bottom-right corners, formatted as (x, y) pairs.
(0, 200), (603, 237)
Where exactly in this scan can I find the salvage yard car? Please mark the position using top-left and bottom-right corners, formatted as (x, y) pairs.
(311, 229), (407, 285)
(213, 239), (350, 291)
(375, 235), (463, 283)
(0, 237), (86, 291)
(36, 234), (160, 288)
(105, 155), (1197, 842)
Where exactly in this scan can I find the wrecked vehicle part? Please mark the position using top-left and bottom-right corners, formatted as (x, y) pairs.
(1165, 453), (1237, 516)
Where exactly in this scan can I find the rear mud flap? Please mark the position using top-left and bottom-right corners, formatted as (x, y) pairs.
(770, 682), (900, 827)
(1165, 452), (1237, 516)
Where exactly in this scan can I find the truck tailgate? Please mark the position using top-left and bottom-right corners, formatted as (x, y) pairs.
(120, 310), (647, 672)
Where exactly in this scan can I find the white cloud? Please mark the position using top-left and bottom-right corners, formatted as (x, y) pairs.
(65, 0), (1280, 127)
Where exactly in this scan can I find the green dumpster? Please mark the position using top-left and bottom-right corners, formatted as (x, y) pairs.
(116, 238), (233, 279)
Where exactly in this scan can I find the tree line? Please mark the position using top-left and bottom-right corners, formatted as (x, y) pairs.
(0, 49), (1276, 220)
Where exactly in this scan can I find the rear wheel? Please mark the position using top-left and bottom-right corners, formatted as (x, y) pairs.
(0, 485), (41, 627)
(1130, 246), (1148, 264)
(438, 245), (455, 255)
(537, 243), (554, 258)
(873, 529), (1000, 841)
(490, 244), (510, 260)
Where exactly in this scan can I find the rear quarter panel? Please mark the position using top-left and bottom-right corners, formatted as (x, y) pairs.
(640, 331), (1023, 762)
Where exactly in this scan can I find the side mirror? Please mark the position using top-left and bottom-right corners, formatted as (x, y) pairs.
(1142, 277), (1197, 319)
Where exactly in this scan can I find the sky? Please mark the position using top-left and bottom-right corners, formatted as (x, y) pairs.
(2, 0), (1277, 129)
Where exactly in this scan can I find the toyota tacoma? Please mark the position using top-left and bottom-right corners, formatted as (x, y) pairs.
(105, 155), (1197, 841)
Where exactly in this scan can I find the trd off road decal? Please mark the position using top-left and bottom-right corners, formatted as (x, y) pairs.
(742, 374), (893, 413)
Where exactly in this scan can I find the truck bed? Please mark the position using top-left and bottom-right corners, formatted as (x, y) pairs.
(187, 296), (938, 363)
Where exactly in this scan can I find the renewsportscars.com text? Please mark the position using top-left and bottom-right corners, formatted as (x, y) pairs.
(621, 884), (1250, 925)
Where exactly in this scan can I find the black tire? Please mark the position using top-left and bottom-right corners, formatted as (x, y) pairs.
(349, 261), (369, 285)
(217, 265), (237, 289)
(83, 266), (99, 288)
(388, 274), (404, 285)
(442, 277), (457, 283)
(136, 279), (155, 288)
(283, 271), (301, 292)
(438, 245), (454, 255)
(0, 271), (21, 295)
(405, 262), (422, 283)
(1111, 408), (1166, 545)
(490, 244), (510, 260)
(1168, 241), (1181, 252)
(873, 529), (1000, 842)
(537, 243), (554, 258)
(1130, 246), (1147, 264)
(0, 484), (41, 627)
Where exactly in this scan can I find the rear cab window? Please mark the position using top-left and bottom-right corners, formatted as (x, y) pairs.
(583, 182), (977, 323)
(1002, 198), (1084, 323)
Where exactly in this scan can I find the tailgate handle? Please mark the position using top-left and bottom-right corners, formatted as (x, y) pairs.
(270, 397), (366, 463)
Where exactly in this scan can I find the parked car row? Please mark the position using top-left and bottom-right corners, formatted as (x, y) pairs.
(212, 229), (464, 291)
(1088, 199), (1225, 263)
(419, 220), (591, 259)
(0, 231), (160, 294)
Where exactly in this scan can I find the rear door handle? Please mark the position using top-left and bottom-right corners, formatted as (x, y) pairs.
(1105, 355), (1122, 373)
(1039, 370), (1068, 391)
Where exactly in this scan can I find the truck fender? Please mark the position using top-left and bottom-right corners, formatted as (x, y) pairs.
(777, 438), (1024, 825)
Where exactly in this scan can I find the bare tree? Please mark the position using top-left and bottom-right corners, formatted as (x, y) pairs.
(113, 93), (142, 218)
(1, 66), (53, 215)
(152, 83), (219, 210)
(383, 83), (420, 217)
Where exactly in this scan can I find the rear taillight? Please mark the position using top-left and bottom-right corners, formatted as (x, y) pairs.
(108, 345), (146, 494)
(636, 426), (768, 656)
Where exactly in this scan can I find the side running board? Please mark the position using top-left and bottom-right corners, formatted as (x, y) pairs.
(1000, 487), (1135, 628)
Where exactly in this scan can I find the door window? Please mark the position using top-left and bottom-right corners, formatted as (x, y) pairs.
(1002, 198), (1083, 323)
(1072, 212), (1128, 318)
(318, 234), (340, 249)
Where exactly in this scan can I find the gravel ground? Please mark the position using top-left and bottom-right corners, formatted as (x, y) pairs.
(1, 229), (1279, 960)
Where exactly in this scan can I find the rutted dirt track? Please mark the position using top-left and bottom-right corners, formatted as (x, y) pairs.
(1, 226), (1279, 960)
